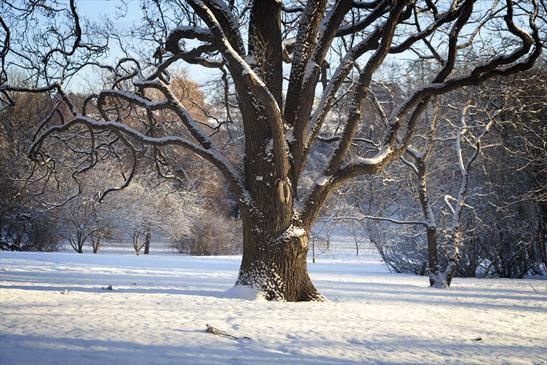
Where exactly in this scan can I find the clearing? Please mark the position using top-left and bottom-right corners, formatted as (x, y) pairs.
(1, 251), (546, 365)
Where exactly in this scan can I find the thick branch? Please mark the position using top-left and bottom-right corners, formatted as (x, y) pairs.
(188, 0), (288, 180)
(29, 115), (248, 202)
(284, 0), (328, 129)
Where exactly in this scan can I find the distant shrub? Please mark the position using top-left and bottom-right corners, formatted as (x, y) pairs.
(0, 213), (61, 252)
(171, 213), (241, 256)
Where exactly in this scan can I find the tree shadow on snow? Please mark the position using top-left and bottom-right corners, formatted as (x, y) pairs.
(317, 280), (546, 307)
(0, 283), (231, 299)
(0, 333), (366, 365)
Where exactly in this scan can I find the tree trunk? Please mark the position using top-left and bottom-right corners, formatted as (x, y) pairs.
(92, 239), (100, 254)
(234, 209), (323, 302)
(143, 229), (151, 255)
(71, 232), (85, 253)
(427, 227), (440, 286)
(230, 0), (324, 302)
(430, 230), (463, 288)
(77, 236), (84, 254)
(539, 205), (547, 271)
(133, 232), (141, 256)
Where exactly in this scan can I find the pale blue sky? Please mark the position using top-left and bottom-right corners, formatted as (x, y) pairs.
(66, 0), (220, 90)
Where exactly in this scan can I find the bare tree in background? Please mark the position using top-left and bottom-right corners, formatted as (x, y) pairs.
(337, 71), (546, 284)
(62, 196), (114, 253)
(0, 0), (543, 301)
(116, 178), (204, 255)
(466, 68), (547, 277)
(408, 101), (496, 287)
(0, 90), (62, 251)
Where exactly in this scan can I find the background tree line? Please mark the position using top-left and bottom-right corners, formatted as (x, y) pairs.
(317, 61), (546, 280)
(0, 73), (241, 255)
(1, 60), (544, 281)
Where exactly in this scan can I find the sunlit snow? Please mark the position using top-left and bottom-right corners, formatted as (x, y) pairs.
(1, 250), (545, 365)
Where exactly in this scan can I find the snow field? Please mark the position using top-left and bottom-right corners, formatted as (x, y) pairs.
(0, 252), (546, 365)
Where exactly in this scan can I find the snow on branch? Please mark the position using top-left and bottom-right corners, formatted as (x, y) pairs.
(390, 1), (541, 132)
(306, 29), (382, 153)
(336, 0), (388, 37)
(324, 2), (407, 177)
(197, 0), (245, 55)
(300, 2), (408, 227)
(132, 79), (215, 149)
(188, 0), (288, 180)
(325, 214), (428, 227)
(163, 25), (223, 70)
(165, 25), (214, 52)
(284, 0), (328, 129)
(286, 0), (354, 180)
(29, 114), (248, 204)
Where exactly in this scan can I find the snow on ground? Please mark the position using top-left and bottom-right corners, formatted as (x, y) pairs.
(1, 251), (546, 365)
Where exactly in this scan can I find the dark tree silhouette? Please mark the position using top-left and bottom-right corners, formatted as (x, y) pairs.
(0, 0), (543, 300)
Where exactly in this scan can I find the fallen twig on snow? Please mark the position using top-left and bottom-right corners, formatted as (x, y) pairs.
(205, 324), (251, 341)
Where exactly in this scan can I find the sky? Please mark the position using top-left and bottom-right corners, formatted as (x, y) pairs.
(12, 0), (529, 95)
(67, 0), (221, 90)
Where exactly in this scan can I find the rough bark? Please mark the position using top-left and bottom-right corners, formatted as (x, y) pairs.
(539, 205), (547, 271)
(222, 0), (325, 301)
(248, 0), (283, 107)
(236, 209), (323, 301)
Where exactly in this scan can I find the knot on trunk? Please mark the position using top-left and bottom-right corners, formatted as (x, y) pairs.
(275, 178), (292, 207)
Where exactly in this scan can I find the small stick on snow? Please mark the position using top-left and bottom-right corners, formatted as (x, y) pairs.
(528, 283), (539, 294)
(205, 324), (250, 341)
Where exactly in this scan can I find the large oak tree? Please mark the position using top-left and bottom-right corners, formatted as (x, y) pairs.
(0, 0), (543, 300)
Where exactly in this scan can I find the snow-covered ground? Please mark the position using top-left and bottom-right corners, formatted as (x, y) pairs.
(1, 251), (546, 365)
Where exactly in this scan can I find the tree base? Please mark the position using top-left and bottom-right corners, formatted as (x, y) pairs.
(235, 259), (325, 302)
(429, 271), (452, 288)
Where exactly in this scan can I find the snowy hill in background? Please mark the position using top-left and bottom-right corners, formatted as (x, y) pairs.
(1, 250), (546, 365)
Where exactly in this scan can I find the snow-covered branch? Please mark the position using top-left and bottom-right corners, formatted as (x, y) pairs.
(29, 115), (247, 204)
(188, 0), (288, 181)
